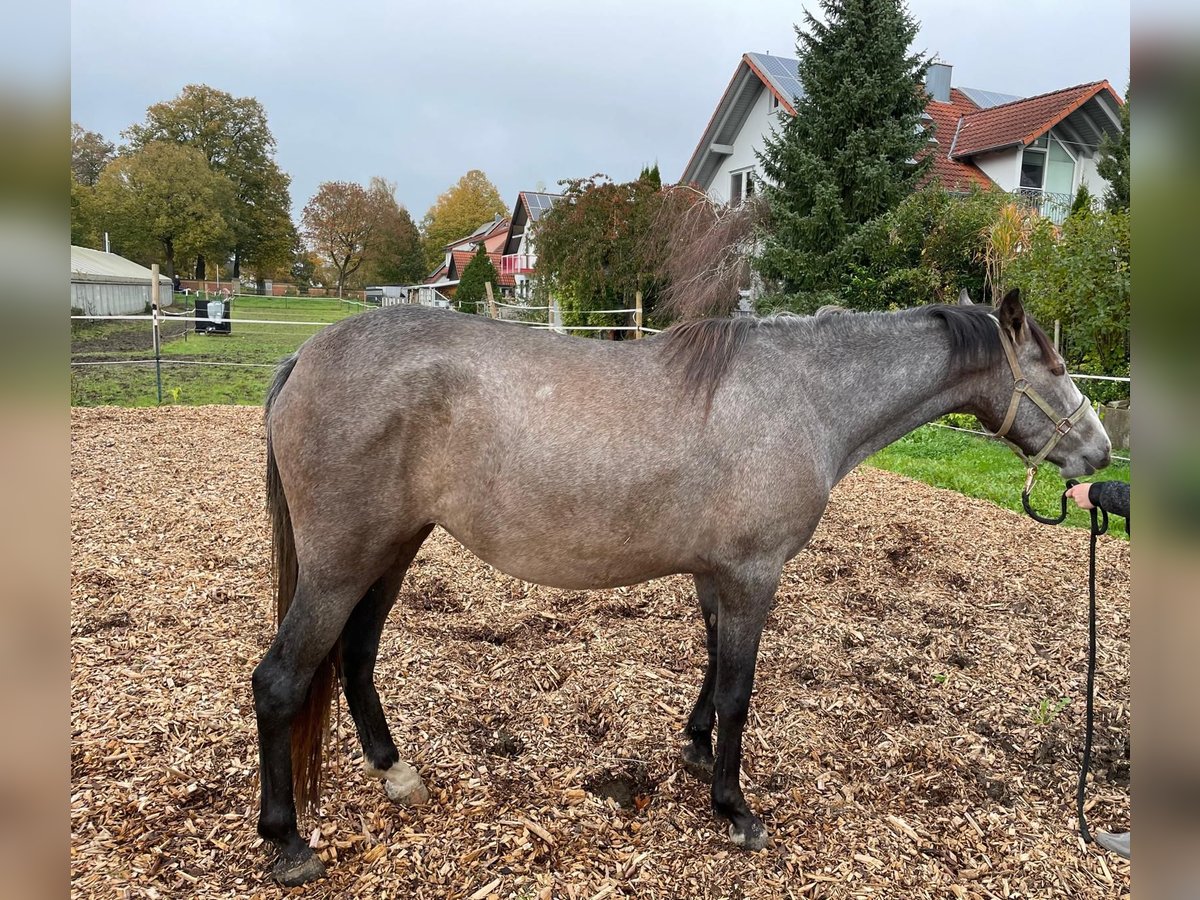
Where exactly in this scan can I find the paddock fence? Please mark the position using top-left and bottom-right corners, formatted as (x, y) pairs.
(70, 283), (1127, 464)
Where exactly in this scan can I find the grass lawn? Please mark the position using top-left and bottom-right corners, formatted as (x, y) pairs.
(868, 424), (1130, 537)
(71, 295), (364, 406)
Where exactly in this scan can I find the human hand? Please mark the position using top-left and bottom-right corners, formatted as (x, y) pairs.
(1065, 483), (1095, 510)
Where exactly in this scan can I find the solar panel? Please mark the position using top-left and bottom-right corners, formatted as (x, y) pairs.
(958, 86), (1023, 109)
(747, 52), (805, 106)
(523, 192), (559, 222)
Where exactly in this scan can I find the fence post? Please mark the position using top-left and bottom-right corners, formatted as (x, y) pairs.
(1053, 319), (1061, 353)
(151, 264), (163, 405)
(635, 291), (643, 339)
(485, 281), (498, 318)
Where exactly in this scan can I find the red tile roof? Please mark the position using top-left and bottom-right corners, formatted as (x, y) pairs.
(950, 81), (1118, 158)
(921, 88), (994, 190)
(448, 250), (515, 287)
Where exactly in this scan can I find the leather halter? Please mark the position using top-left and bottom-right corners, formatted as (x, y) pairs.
(985, 313), (1090, 490)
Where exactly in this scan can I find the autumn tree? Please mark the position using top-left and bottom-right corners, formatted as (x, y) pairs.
(71, 178), (101, 248)
(92, 142), (235, 277)
(361, 177), (425, 286)
(302, 181), (379, 296)
(71, 123), (115, 186)
(756, 0), (930, 309)
(420, 169), (507, 271)
(454, 244), (500, 313)
(534, 169), (666, 332)
(124, 84), (294, 281)
(289, 235), (321, 295)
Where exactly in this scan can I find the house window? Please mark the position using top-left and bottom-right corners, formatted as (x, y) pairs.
(1020, 133), (1074, 194)
(730, 169), (755, 206)
(770, 93), (781, 112)
(1020, 149), (1045, 189)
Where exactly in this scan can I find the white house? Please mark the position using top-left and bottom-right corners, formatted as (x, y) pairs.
(500, 191), (561, 300)
(681, 54), (1124, 224)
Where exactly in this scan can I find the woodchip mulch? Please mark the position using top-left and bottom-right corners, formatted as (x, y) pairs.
(71, 407), (1130, 899)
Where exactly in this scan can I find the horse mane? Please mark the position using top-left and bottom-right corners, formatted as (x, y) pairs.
(663, 317), (757, 412)
(919, 303), (1064, 375)
(662, 303), (1063, 409)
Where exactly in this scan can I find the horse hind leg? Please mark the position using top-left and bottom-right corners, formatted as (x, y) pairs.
(340, 526), (434, 807)
(681, 573), (720, 781)
(253, 571), (376, 886)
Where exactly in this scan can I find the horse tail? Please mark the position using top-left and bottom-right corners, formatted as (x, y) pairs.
(264, 352), (337, 815)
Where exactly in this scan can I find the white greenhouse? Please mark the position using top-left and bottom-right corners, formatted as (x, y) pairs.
(71, 246), (174, 315)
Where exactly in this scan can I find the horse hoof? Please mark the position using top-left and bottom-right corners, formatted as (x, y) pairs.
(367, 760), (430, 806)
(729, 818), (769, 851)
(680, 744), (714, 783)
(384, 776), (430, 806)
(273, 851), (326, 886)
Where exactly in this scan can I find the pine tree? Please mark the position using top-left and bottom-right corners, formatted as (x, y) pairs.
(756, 0), (930, 308)
(455, 244), (499, 313)
(1070, 182), (1095, 219)
(638, 163), (662, 190)
(1096, 87), (1129, 212)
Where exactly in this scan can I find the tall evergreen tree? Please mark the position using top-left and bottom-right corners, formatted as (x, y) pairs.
(455, 244), (500, 313)
(1096, 86), (1129, 212)
(756, 0), (930, 308)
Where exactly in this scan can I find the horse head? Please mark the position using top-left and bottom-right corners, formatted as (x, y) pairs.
(965, 288), (1112, 478)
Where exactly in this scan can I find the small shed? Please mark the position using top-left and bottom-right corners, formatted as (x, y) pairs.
(71, 246), (174, 316)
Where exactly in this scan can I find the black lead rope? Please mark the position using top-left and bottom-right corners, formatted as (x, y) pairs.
(1021, 478), (1108, 845)
(1077, 503), (1108, 844)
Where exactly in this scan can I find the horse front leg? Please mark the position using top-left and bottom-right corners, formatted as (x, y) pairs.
(710, 567), (778, 851)
(682, 573), (720, 780)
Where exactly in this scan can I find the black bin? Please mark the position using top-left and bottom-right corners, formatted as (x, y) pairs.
(195, 298), (232, 334)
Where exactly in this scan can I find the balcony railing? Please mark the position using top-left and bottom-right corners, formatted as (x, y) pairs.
(1012, 188), (1073, 225)
(501, 253), (535, 276)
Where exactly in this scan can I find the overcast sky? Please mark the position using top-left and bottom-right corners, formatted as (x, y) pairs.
(70, 1), (1130, 223)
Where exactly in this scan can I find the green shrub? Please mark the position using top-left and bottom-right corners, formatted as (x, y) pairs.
(1009, 207), (1130, 390)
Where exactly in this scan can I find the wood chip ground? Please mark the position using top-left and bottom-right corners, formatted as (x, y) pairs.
(71, 407), (1130, 899)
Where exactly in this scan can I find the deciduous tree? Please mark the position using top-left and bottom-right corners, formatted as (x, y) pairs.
(92, 142), (235, 277)
(71, 177), (100, 248)
(420, 170), (507, 271)
(124, 85), (294, 281)
(1010, 207), (1130, 391)
(534, 169), (666, 332)
(756, 0), (930, 309)
(302, 181), (377, 297)
(71, 123), (115, 186)
(362, 177), (425, 286)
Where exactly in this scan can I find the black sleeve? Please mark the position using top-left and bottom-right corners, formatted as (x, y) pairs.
(1088, 481), (1130, 520)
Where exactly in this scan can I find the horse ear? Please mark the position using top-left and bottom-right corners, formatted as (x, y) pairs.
(997, 288), (1026, 342)
(958, 289), (973, 306)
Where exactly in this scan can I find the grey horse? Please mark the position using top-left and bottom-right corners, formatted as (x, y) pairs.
(253, 288), (1111, 884)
